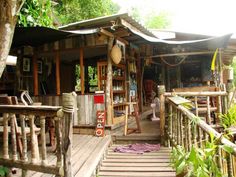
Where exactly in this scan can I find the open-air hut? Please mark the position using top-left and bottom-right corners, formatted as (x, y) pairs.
(3, 13), (235, 132)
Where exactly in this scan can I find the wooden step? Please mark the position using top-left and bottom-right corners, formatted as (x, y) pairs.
(99, 166), (174, 172)
(103, 158), (171, 163)
(97, 144), (175, 177)
(101, 162), (171, 167)
(98, 171), (176, 177)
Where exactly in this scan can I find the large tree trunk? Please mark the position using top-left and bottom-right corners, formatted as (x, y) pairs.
(0, 0), (22, 77)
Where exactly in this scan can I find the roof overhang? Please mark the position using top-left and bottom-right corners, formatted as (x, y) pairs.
(12, 27), (99, 47)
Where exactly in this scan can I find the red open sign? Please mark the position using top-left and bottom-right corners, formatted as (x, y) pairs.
(94, 95), (104, 104)
(95, 110), (106, 137)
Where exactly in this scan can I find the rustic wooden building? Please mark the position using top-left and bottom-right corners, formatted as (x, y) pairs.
(4, 13), (235, 130)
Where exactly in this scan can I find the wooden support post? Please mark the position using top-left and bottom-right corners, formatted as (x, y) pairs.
(10, 113), (18, 161)
(187, 117), (192, 151)
(226, 153), (233, 177)
(106, 37), (114, 125)
(124, 104), (129, 136)
(80, 48), (85, 95)
(158, 85), (165, 143)
(206, 96), (211, 124)
(62, 92), (76, 177)
(55, 51), (61, 95)
(40, 116), (47, 165)
(55, 114), (63, 168)
(180, 113), (183, 146)
(20, 114), (28, 162)
(3, 113), (9, 159)
(29, 114), (39, 164)
(219, 48), (223, 85)
(168, 104), (172, 147)
(194, 96), (199, 117)
(184, 116), (188, 150)
(137, 52), (143, 112)
(177, 110), (180, 145)
(33, 52), (38, 96)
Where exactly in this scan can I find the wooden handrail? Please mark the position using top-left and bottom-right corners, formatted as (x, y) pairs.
(164, 91), (227, 97)
(177, 104), (236, 154)
(0, 93), (76, 177)
(166, 94), (236, 176)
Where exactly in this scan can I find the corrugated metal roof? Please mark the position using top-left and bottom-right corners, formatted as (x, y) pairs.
(59, 13), (156, 37)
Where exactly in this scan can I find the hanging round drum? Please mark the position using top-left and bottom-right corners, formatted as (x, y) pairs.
(110, 44), (122, 64)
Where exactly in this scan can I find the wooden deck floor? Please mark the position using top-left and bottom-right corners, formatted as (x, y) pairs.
(98, 144), (175, 177)
(13, 134), (111, 177)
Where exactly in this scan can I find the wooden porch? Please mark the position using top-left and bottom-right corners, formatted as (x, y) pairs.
(11, 135), (111, 177)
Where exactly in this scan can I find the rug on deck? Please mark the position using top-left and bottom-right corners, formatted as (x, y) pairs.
(114, 143), (161, 154)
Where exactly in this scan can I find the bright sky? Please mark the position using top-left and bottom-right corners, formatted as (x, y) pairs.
(112, 0), (236, 37)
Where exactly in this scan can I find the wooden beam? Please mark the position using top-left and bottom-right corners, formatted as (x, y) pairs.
(106, 37), (114, 125)
(55, 51), (61, 95)
(33, 52), (38, 96)
(100, 29), (129, 45)
(80, 47), (85, 94)
(151, 51), (215, 58)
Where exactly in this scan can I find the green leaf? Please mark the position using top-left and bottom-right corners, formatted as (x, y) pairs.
(222, 145), (234, 153)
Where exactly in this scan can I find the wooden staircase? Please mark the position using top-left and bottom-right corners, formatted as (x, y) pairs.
(97, 144), (175, 177)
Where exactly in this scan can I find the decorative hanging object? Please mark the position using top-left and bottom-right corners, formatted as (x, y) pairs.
(211, 48), (219, 71)
(110, 44), (122, 64)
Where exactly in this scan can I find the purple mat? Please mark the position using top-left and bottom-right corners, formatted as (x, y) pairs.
(114, 143), (161, 154)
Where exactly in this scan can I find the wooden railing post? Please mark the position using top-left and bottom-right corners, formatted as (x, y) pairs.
(62, 92), (76, 177)
(3, 113), (9, 159)
(158, 85), (166, 144)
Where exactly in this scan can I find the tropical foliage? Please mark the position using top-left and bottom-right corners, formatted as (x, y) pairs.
(53, 0), (120, 25)
(219, 104), (236, 129)
(0, 166), (8, 177)
(17, 0), (54, 27)
(171, 133), (232, 177)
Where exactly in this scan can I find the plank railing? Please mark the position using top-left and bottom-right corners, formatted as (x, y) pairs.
(0, 93), (76, 177)
(165, 93), (236, 176)
(159, 89), (228, 140)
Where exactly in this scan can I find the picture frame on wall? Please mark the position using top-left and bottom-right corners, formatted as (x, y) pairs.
(37, 61), (42, 74)
(23, 58), (30, 72)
